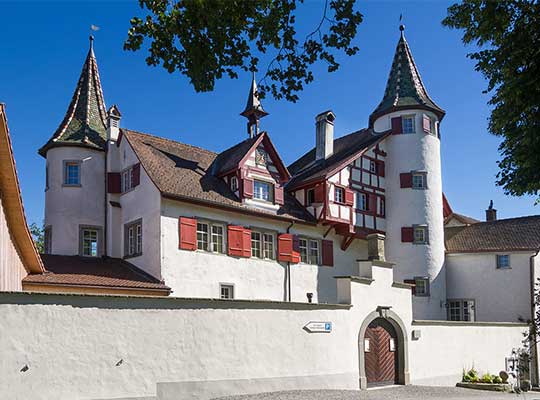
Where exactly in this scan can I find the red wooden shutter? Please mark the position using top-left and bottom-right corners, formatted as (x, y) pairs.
(369, 193), (377, 214)
(376, 160), (385, 177)
(274, 186), (284, 205)
(400, 172), (412, 188)
(422, 114), (431, 133)
(132, 163), (141, 187)
(242, 178), (254, 198)
(344, 188), (354, 206)
(404, 279), (416, 295)
(401, 227), (414, 243)
(179, 217), (197, 251)
(278, 234), (300, 263)
(313, 184), (325, 202)
(242, 228), (252, 258)
(321, 240), (334, 267)
(391, 117), (402, 135)
(228, 225), (245, 257)
(107, 172), (121, 193)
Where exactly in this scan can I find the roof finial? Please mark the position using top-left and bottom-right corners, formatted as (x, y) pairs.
(399, 14), (405, 38)
(89, 35), (94, 50)
(240, 72), (269, 139)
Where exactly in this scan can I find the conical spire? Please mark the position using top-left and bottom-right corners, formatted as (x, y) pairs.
(369, 25), (445, 126)
(39, 36), (107, 157)
(240, 73), (268, 138)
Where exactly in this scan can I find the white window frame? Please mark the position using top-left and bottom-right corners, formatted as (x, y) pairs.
(230, 176), (238, 192)
(402, 115), (416, 134)
(447, 299), (475, 321)
(413, 225), (429, 244)
(121, 167), (133, 193)
(211, 224), (225, 253)
(197, 222), (209, 251)
(253, 179), (273, 202)
(220, 283), (234, 300)
(251, 231), (262, 258)
(369, 160), (376, 174)
(80, 226), (101, 257)
(63, 160), (81, 186)
(263, 233), (275, 260)
(334, 186), (345, 204)
(309, 240), (320, 265)
(197, 220), (226, 254)
(412, 172), (427, 189)
(496, 254), (511, 269)
(299, 238), (308, 263)
(125, 219), (143, 257)
(357, 192), (368, 211)
(414, 277), (430, 297)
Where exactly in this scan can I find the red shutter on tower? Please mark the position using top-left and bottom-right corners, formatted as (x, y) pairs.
(376, 160), (385, 177)
(401, 227), (414, 243)
(179, 217), (197, 251)
(228, 225), (245, 257)
(344, 188), (354, 206)
(242, 228), (252, 258)
(422, 114), (431, 133)
(132, 163), (141, 187)
(391, 117), (402, 135)
(321, 240), (334, 267)
(278, 234), (300, 263)
(242, 178), (254, 198)
(107, 172), (121, 193)
(313, 184), (325, 202)
(400, 172), (412, 188)
(275, 186), (284, 205)
(404, 279), (417, 295)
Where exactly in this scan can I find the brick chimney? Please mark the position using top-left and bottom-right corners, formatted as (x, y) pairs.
(486, 200), (497, 222)
(315, 110), (335, 161)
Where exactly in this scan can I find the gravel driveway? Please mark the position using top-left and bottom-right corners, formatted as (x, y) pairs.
(215, 385), (540, 400)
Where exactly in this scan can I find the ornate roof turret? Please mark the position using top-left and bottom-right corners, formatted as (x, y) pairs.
(369, 25), (445, 126)
(39, 36), (107, 157)
(240, 73), (268, 138)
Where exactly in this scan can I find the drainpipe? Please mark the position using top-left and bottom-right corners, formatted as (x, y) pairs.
(103, 148), (108, 257)
(530, 250), (539, 386)
(286, 221), (295, 302)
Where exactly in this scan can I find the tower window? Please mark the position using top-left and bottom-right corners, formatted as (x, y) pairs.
(413, 225), (429, 244)
(79, 226), (102, 257)
(414, 277), (430, 296)
(63, 160), (81, 186)
(412, 172), (427, 189)
(402, 116), (415, 134)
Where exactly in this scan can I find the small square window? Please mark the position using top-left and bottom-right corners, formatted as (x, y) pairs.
(412, 173), (427, 189)
(64, 161), (81, 186)
(334, 187), (345, 204)
(254, 180), (273, 202)
(414, 277), (430, 297)
(413, 226), (428, 244)
(496, 255), (510, 269)
(220, 284), (234, 299)
(402, 116), (415, 134)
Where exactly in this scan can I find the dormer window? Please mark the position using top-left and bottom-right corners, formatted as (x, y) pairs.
(230, 176), (238, 192)
(402, 116), (415, 134)
(254, 180), (273, 202)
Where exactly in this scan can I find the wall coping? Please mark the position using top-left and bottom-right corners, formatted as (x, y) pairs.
(334, 276), (374, 285)
(355, 259), (396, 268)
(0, 291), (352, 311)
(413, 319), (529, 328)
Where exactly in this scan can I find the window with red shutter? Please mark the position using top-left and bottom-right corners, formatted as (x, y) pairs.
(391, 117), (402, 135)
(321, 240), (334, 267)
(107, 172), (121, 194)
(344, 188), (354, 206)
(369, 193), (377, 214)
(401, 227), (414, 243)
(242, 178), (254, 198)
(400, 172), (413, 188)
(376, 160), (385, 177)
(131, 163), (141, 187)
(274, 186), (284, 205)
(228, 225), (244, 257)
(242, 228), (252, 258)
(278, 234), (300, 263)
(178, 217), (197, 250)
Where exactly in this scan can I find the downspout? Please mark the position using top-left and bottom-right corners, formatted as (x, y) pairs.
(530, 250), (539, 386)
(103, 146), (108, 257)
(286, 221), (295, 302)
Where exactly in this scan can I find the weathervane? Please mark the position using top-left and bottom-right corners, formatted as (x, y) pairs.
(399, 14), (405, 37)
(90, 24), (100, 46)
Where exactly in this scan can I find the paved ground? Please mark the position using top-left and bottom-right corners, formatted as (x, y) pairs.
(216, 386), (540, 400)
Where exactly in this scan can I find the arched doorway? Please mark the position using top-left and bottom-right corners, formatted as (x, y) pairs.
(358, 309), (410, 390)
(364, 318), (398, 387)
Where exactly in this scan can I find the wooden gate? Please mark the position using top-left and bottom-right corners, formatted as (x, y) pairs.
(363, 318), (398, 387)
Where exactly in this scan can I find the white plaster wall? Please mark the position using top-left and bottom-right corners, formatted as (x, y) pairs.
(375, 110), (446, 320)
(0, 194), (27, 291)
(446, 252), (536, 322)
(44, 147), (105, 255)
(161, 198), (367, 302)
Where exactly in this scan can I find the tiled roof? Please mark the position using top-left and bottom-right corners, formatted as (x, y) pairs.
(23, 255), (170, 292)
(287, 128), (387, 189)
(39, 38), (107, 157)
(445, 212), (480, 226)
(445, 215), (540, 253)
(369, 31), (444, 125)
(123, 129), (315, 223)
(212, 134), (260, 176)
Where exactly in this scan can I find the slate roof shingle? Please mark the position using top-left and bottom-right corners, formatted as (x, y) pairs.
(445, 215), (540, 253)
(23, 255), (170, 292)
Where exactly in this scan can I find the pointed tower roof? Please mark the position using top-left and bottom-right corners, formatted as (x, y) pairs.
(39, 36), (107, 157)
(369, 25), (445, 126)
(240, 73), (268, 120)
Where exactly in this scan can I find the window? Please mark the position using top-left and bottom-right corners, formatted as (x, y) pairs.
(44, 226), (52, 254)
(357, 192), (369, 211)
(121, 168), (133, 193)
(211, 225), (225, 253)
(379, 198), (385, 217)
(448, 299), (475, 321)
(230, 176), (238, 192)
(306, 189), (315, 205)
(413, 225), (428, 244)
(309, 240), (320, 265)
(334, 187), (345, 204)
(81, 228), (99, 257)
(63, 161), (81, 186)
(299, 239), (308, 263)
(220, 284), (234, 299)
(369, 160), (376, 174)
(263, 233), (275, 260)
(125, 219), (142, 257)
(197, 222), (209, 251)
(298, 238), (319, 265)
(414, 277), (430, 296)
(497, 255), (511, 269)
(251, 231), (262, 258)
(402, 116), (415, 134)
(412, 172), (427, 189)
(254, 180), (273, 202)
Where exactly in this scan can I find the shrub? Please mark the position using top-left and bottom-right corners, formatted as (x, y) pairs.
(467, 368), (479, 379)
(493, 376), (503, 384)
(481, 373), (493, 383)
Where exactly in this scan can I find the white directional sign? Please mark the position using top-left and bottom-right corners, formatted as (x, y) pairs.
(304, 321), (332, 333)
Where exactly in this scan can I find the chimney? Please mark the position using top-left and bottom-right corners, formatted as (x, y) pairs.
(107, 105), (122, 142)
(315, 110), (335, 161)
(486, 200), (497, 222)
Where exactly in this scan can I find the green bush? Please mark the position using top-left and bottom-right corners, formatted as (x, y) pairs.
(493, 376), (503, 384)
(481, 373), (493, 384)
(467, 368), (479, 379)
(471, 375), (480, 383)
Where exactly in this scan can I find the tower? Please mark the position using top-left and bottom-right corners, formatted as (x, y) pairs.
(371, 26), (446, 319)
(240, 73), (268, 138)
(39, 36), (108, 257)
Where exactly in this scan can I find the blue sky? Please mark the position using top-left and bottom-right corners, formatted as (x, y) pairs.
(0, 0), (537, 226)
